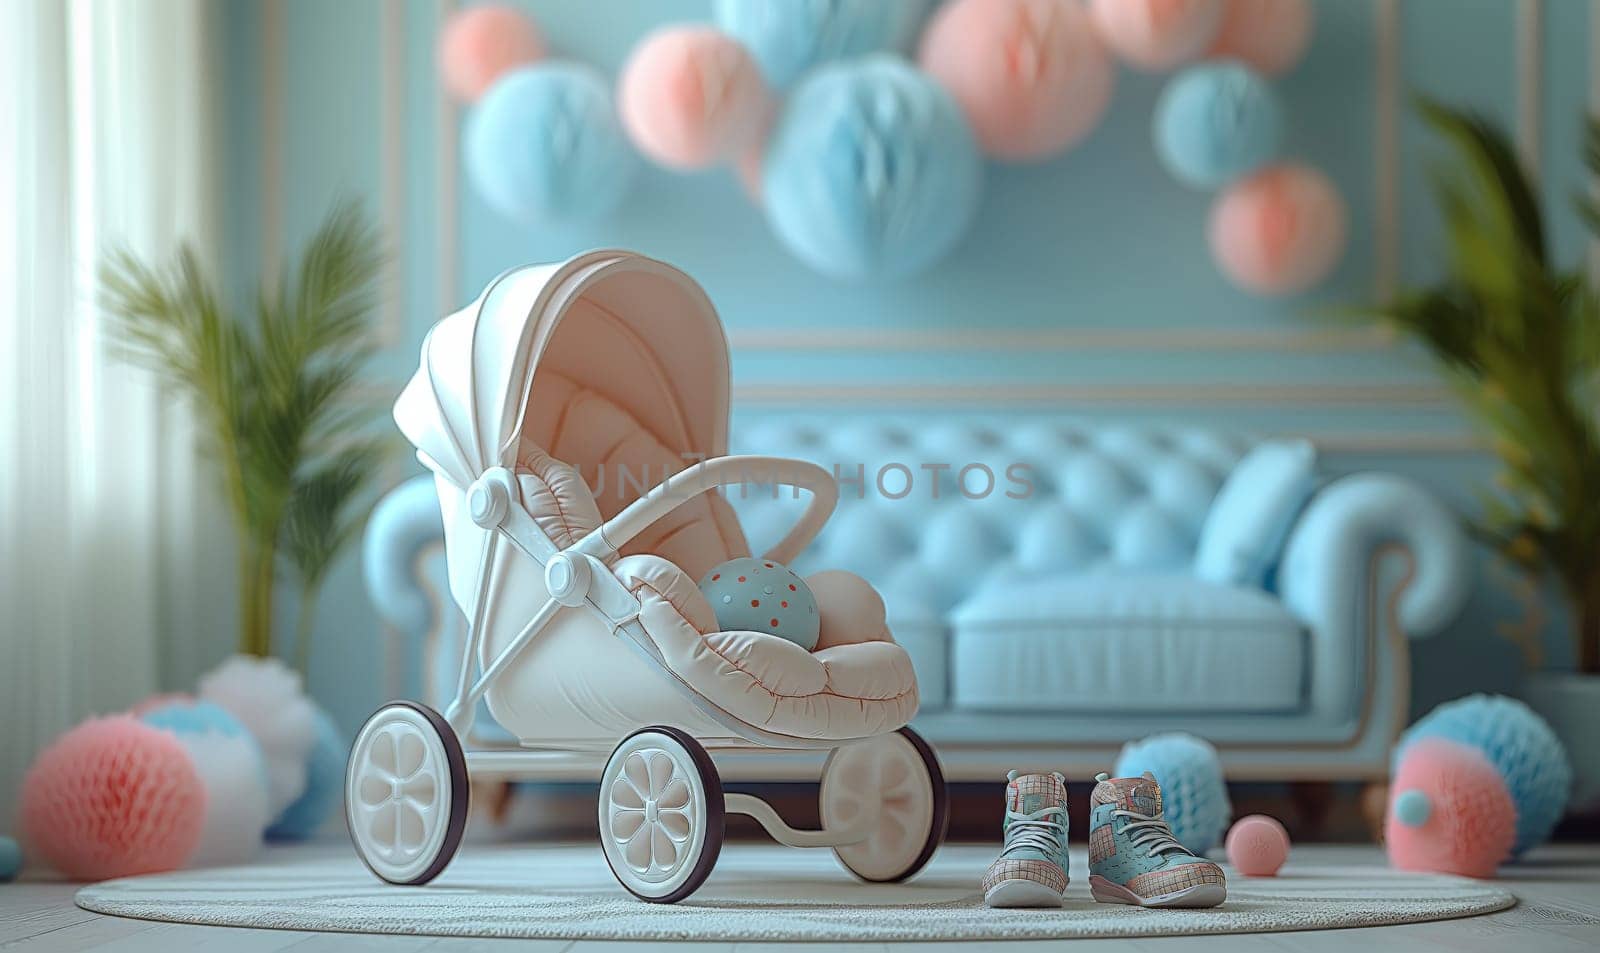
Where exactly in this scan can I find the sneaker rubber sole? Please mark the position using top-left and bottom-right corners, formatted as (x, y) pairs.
(1088, 874), (1226, 909)
(984, 876), (1067, 908)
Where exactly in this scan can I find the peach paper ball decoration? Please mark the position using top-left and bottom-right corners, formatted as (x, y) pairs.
(1208, 0), (1313, 77)
(20, 715), (205, 879)
(919, 0), (1113, 162)
(1088, 0), (1224, 71)
(1225, 814), (1290, 876)
(619, 27), (769, 171)
(1387, 737), (1516, 879)
(438, 5), (545, 103)
(1208, 163), (1346, 295)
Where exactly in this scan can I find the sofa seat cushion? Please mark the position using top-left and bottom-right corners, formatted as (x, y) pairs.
(949, 574), (1305, 713)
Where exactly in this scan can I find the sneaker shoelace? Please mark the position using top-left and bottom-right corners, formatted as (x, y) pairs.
(1001, 806), (1067, 859)
(1112, 809), (1187, 858)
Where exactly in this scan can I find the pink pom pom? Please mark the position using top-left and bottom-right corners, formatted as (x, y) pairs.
(1208, 163), (1346, 295)
(920, 0), (1113, 161)
(20, 716), (205, 880)
(1387, 738), (1515, 879)
(1226, 814), (1290, 876)
(1088, 0), (1224, 71)
(1207, 0), (1313, 76)
(438, 6), (546, 103)
(619, 27), (769, 171)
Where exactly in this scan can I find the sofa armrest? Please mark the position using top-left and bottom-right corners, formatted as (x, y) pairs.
(362, 474), (447, 699)
(1280, 473), (1470, 640)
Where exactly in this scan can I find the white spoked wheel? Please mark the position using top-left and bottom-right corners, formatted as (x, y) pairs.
(346, 701), (468, 886)
(599, 726), (724, 903)
(821, 726), (948, 883)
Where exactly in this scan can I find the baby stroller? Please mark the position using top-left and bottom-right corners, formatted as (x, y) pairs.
(346, 250), (946, 902)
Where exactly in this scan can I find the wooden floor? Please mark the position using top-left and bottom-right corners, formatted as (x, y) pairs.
(4, 844), (1598, 952)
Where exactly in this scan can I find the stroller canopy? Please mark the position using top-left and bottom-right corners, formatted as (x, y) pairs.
(395, 250), (732, 491)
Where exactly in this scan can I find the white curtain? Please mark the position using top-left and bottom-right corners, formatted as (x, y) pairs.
(0, 0), (217, 821)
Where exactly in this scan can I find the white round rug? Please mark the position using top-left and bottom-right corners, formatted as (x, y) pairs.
(76, 844), (1516, 942)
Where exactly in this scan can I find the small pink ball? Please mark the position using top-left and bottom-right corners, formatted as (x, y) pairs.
(1226, 814), (1290, 876)
(1387, 738), (1516, 879)
(438, 6), (546, 103)
(1208, 163), (1346, 295)
(20, 715), (205, 880)
(619, 27), (769, 171)
(920, 0), (1114, 161)
(1208, 0), (1313, 76)
(1088, 0), (1224, 71)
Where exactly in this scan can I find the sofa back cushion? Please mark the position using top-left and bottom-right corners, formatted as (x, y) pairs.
(1194, 438), (1317, 587)
(728, 416), (1254, 614)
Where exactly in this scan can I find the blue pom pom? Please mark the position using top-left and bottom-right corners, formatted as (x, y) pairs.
(267, 705), (345, 841)
(1398, 693), (1571, 856)
(0, 836), (21, 882)
(1153, 61), (1283, 189)
(763, 55), (983, 280)
(714, 0), (928, 88)
(466, 63), (637, 223)
(1115, 732), (1232, 855)
(140, 699), (250, 739)
(1393, 788), (1432, 828)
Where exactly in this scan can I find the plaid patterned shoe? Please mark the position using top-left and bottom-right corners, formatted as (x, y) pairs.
(982, 770), (1070, 908)
(1087, 771), (1226, 908)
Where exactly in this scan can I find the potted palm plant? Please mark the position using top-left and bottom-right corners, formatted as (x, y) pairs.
(100, 201), (391, 671)
(1355, 100), (1599, 811)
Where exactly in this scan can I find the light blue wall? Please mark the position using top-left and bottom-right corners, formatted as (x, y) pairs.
(213, 0), (1593, 734)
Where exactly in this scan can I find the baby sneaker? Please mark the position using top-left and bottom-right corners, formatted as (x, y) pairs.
(1087, 771), (1226, 909)
(982, 770), (1070, 908)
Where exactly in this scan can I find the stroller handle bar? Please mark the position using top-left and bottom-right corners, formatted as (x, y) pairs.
(574, 455), (840, 567)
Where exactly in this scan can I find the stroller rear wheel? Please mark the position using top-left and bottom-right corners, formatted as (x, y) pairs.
(345, 701), (469, 886)
(821, 726), (948, 882)
(599, 726), (725, 903)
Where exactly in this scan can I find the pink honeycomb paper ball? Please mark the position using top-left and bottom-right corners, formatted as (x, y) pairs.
(438, 5), (546, 103)
(19, 715), (205, 880)
(1226, 814), (1290, 876)
(1209, 162), (1346, 295)
(1386, 738), (1516, 879)
(619, 26), (769, 171)
(920, 0), (1113, 161)
(1088, 0), (1224, 71)
(1207, 0), (1313, 76)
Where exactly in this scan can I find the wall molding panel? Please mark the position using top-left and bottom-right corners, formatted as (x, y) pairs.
(1374, 0), (1401, 300)
(730, 326), (1395, 353)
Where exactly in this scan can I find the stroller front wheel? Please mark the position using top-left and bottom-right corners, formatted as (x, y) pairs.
(821, 726), (948, 882)
(599, 726), (725, 903)
(345, 701), (469, 885)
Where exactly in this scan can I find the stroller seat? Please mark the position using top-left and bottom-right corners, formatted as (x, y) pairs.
(514, 378), (919, 742)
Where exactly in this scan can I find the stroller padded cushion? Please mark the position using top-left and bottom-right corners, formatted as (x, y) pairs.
(614, 555), (919, 740)
(515, 444), (604, 548)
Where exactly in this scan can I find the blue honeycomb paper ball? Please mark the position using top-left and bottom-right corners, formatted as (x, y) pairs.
(763, 55), (983, 280)
(714, 0), (928, 88)
(1397, 693), (1571, 856)
(1116, 732), (1232, 855)
(699, 557), (820, 651)
(267, 705), (345, 841)
(140, 698), (251, 739)
(466, 63), (637, 223)
(1153, 61), (1283, 190)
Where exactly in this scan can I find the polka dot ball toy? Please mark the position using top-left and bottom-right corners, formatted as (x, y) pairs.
(465, 63), (638, 224)
(19, 715), (206, 879)
(1207, 0), (1313, 77)
(1208, 162), (1346, 295)
(699, 556), (820, 651)
(919, 0), (1114, 162)
(1088, 0), (1224, 71)
(1387, 737), (1516, 879)
(1225, 813), (1290, 876)
(762, 55), (983, 279)
(438, 5), (546, 103)
(619, 26), (769, 170)
(1154, 61), (1283, 189)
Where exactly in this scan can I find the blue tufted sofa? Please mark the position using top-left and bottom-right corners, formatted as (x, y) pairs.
(364, 416), (1470, 782)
